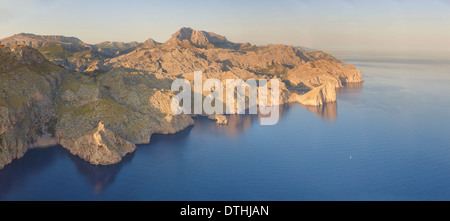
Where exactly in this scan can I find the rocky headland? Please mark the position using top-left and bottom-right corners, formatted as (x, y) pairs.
(0, 28), (363, 168)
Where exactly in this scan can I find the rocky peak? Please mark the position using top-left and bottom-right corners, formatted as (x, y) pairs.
(171, 27), (194, 40)
(0, 45), (46, 70)
(167, 27), (232, 48)
(141, 38), (160, 49)
(10, 45), (46, 64)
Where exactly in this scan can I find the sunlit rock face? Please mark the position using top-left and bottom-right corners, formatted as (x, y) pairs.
(0, 28), (363, 168)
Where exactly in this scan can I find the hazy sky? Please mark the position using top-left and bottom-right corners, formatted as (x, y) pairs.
(1, 0), (450, 52)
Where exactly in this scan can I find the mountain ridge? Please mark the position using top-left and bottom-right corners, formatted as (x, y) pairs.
(0, 28), (363, 169)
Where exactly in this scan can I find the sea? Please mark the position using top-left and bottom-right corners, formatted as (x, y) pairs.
(1, 51), (450, 200)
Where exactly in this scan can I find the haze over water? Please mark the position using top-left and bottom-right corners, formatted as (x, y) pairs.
(1, 51), (450, 200)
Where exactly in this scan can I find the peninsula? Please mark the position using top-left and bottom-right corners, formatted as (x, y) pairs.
(0, 28), (363, 169)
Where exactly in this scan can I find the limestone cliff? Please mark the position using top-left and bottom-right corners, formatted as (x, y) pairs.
(60, 122), (136, 165)
(0, 45), (196, 169)
(0, 28), (363, 169)
(289, 82), (337, 106)
(0, 46), (64, 169)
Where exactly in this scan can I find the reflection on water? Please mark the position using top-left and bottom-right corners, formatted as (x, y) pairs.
(150, 125), (194, 145)
(69, 151), (135, 194)
(298, 83), (362, 122)
(71, 126), (194, 194)
(0, 92), (353, 196)
(3, 54), (450, 200)
(0, 146), (64, 198)
(302, 102), (338, 121)
(192, 104), (292, 137)
(0, 82), (363, 197)
(340, 82), (363, 90)
(336, 82), (363, 104)
(60, 104), (298, 193)
(0, 145), (136, 196)
(0, 84), (362, 197)
(193, 115), (257, 137)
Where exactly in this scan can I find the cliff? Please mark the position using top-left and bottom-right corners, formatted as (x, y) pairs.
(0, 45), (64, 168)
(0, 45), (195, 168)
(288, 82), (337, 106)
(0, 28), (363, 168)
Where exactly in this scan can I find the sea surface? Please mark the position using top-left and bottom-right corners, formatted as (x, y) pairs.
(1, 52), (450, 200)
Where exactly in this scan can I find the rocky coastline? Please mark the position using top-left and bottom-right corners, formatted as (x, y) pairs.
(0, 28), (363, 169)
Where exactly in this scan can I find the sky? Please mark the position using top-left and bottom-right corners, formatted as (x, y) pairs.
(1, 0), (450, 53)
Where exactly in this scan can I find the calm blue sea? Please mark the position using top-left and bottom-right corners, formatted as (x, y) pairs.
(1, 52), (450, 200)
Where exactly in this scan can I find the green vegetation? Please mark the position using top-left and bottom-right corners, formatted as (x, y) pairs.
(54, 100), (70, 115)
(45, 116), (58, 137)
(96, 42), (134, 50)
(72, 50), (92, 59)
(73, 102), (96, 117)
(36, 126), (44, 137)
(38, 45), (73, 59)
(254, 63), (289, 79)
(38, 46), (107, 64)
(56, 100), (94, 117)
(96, 97), (128, 115)
(61, 78), (82, 93)
(8, 94), (27, 109)
(240, 45), (261, 52)
(28, 61), (63, 74)
(4, 61), (60, 78)
(283, 80), (311, 93)
(0, 98), (8, 107)
(73, 50), (109, 60)
(61, 73), (97, 93)
(29, 136), (35, 144)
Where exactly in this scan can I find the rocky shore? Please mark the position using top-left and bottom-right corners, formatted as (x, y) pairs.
(0, 28), (363, 169)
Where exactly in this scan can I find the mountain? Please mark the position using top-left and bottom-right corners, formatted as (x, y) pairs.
(166, 27), (240, 49)
(0, 44), (47, 71)
(105, 28), (359, 89)
(141, 38), (161, 49)
(0, 45), (65, 167)
(0, 33), (141, 72)
(0, 28), (363, 169)
(0, 45), (191, 168)
(0, 33), (89, 50)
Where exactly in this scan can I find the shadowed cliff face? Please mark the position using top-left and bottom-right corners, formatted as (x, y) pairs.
(0, 45), (65, 169)
(0, 28), (363, 169)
